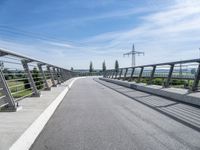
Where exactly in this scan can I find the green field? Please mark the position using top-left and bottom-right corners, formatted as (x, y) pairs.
(8, 81), (32, 99)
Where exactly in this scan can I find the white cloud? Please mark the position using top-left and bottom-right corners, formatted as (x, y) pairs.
(43, 41), (74, 48)
(77, 0), (200, 68)
(1, 0), (200, 69)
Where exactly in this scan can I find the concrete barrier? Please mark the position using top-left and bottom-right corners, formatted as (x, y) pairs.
(100, 78), (200, 107)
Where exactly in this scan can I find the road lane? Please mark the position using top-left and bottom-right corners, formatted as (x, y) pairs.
(31, 77), (200, 150)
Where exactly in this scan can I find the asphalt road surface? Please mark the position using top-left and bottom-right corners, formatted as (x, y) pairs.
(30, 77), (200, 150)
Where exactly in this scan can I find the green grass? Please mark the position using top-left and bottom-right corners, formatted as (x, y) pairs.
(12, 89), (32, 98)
(7, 80), (33, 98)
(8, 81), (25, 93)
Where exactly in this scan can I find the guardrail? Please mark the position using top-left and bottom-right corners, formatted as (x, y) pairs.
(0, 48), (77, 111)
(103, 59), (200, 91)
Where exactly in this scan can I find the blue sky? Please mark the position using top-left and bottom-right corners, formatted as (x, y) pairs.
(0, 0), (200, 69)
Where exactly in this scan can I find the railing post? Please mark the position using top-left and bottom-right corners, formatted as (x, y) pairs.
(53, 67), (60, 85)
(37, 64), (51, 90)
(107, 71), (109, 78)
(192, 63), (200, 91)
(110, 71), (112, 78)
(47, 66), (56, 87)
(69, 71), (73, 80)
(56, 68), (62, 83)
(108, 71), (110, 78)
(111, 70), (115, 79)
(57, 68), (63, 82)
(60, 69), (66, 82)
(165, 64), (174, 88)
(137, 67), (144, 83)
(104, 71), (108, 78)
(0, 69), (16, 111)
(124, 68), (128, 80)
(115, 70), (118, 79)
(109, 71), (112, 78)
(119, 69), (123, 79)
(148, 66), (156, 85)
(21, 60), (40, 97)
(130, 68), (135, 81)
(65, 70), (70, 80)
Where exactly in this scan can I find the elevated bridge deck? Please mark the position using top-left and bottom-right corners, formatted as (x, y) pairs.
(30, 77), (200, 150)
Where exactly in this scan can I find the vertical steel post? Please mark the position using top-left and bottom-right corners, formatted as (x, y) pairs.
(165, 64), (174, 88)
(109, 71), (111, 78)
(60, 69), (66, 82)
(192, 63), (200, 91)
(37, 64), (50, 90)
(148, 66), (156, 85)
(111, 70), (115, 79)
(124, 68), (128, 80)
(47, 66), (56, 87)
(0, 69), (16, 110)
(110, 71), (112, 78)
(130, 68), (135, 80)
(108, 71), (110, 78)
(65, 70), (70, 80)
(119, 69), (123, 79)
(56, 68), (62, 84)
(137, 67), (144, 83)
(115, 70), (118, 79)
(104, 71), (108, 78)
(53, 67), (59, 85)
(21, 60), (40, 97)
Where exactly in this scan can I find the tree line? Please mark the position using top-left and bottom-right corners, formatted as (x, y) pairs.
(89, 60), (119, 73)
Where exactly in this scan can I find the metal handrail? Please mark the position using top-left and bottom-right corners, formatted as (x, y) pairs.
(104, 58), (200, 91)
(0, 48), (78, 111)
(0, 48), (73, 72)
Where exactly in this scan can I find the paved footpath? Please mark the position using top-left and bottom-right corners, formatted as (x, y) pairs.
(31, 77), (200, 150)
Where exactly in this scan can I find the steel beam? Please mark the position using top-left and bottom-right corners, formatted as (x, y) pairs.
(192, 63), (200, 91)
(0, 69), (16, 110)
(115, 70), (118, 79)
(21, 60), (40, 97)
(137, 67), (144, 83)
(148, 66), (156, 85)
(119, 69), (123, 79)
(56, 68), (62, 84)
(111, 70), (115, 79)
(165, 64), (174, 88)
(130, 68), (135, 80)
(37, 64), (51, 90)
(53, 67), (60, 85)
(124, 68), (128, 80)
(47, 66), (56, 87)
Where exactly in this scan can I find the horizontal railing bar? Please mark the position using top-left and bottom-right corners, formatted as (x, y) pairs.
(14, 92), (34, 102)
(6, 78), (29, 82)
(0, 48), (73, 73)
(108, 59), (200, 71)
(11, 88), (32, 95)
(0, 102), (9, 108)
(8, 83), (30, 89)
(3, 73), (27, 75)
(0, 95), (6, 100)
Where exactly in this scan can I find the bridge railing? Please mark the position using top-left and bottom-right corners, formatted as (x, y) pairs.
(0, 48), (77, 111)
(103, 59), (200, 91)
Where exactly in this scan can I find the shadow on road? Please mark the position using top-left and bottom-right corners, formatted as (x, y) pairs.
(94, 78), (200, 133)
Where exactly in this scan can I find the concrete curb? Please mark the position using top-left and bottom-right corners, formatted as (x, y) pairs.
(100, 78), (200, 107)
(9, 77), (82, 150)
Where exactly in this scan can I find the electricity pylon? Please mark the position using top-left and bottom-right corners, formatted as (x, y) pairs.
(123, 44), (144, 67)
